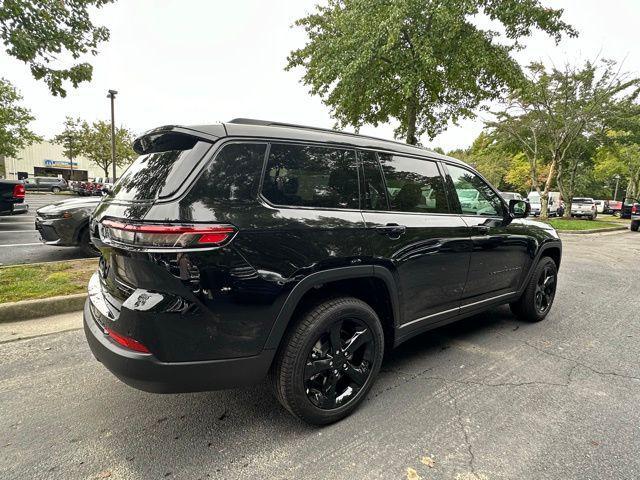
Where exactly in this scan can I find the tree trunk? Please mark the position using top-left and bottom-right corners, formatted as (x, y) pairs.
(540, 156), (558, 220)
(405, 98), (418, 145)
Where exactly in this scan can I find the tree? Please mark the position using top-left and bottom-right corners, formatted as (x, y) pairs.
(488, 60), (640, 219)
(594, 132), (640, 200)
(287, 0), (576, 144)
(52, 116), (84, 179)
(79, 120), (135, 178)
(0, 77), (40, 158)
(0, 0), (114, 97)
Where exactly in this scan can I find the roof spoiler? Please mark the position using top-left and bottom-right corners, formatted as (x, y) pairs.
(133, 125), (224, 154)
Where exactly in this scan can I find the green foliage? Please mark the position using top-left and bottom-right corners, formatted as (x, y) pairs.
(79, 120), (136, 177)
(0, 77), (40, 157)
(287, 0), (575, 144)
(52, 116), (84, 161)
(487, 59), (640, 217)
(0, 0), (114, 96)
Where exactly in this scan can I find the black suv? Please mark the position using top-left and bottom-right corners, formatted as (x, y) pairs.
(84, 119), (561, 424)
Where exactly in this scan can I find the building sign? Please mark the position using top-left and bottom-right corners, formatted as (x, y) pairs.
(44, 159), (78, 168)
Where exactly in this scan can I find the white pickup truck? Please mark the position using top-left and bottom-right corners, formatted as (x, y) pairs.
(570, 197), (597, 220)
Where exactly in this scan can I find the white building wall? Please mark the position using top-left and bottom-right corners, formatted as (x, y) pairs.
(1, 141), (128, 180)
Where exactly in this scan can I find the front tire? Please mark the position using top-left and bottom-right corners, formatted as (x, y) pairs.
(510, 257), (558, 322)
(51, 186), (61, 193)
(270, 296), (384, 425)
(79, 227), (99, 256)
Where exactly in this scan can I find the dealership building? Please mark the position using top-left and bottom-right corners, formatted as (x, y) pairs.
(0, 140), (128, 181)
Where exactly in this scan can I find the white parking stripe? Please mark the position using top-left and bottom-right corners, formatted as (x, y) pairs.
(0, 230), (36, 233)
(0, 243), (42, 247)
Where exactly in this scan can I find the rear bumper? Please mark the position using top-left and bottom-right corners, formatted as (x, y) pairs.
(83, 299), (275, 393)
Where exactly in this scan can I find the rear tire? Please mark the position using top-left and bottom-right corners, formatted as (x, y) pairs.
(510, 257), (558, 323)
(270, 296), (384, 425)
(631, 221), (640, 232)
(51, 186), (61, 193)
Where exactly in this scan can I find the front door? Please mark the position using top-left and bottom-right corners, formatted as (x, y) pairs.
(359, 151), (470, 328)
(444, 164), (533, 307)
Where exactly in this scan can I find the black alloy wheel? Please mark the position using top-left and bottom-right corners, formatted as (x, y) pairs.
(271, 296), (384, 425)
(510, 256), (558, 322)
(534, 264), (556, 315)
(304, 318), (375, 410)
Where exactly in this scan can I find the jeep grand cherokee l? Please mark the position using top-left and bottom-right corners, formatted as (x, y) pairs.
(84, 119), (561, 425)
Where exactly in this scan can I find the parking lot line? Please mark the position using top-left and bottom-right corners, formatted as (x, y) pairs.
(0, 243), (43, 247)
(0, 230), (37, 233)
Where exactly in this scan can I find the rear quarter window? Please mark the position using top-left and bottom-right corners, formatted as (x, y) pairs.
(184, 142), (267, 204)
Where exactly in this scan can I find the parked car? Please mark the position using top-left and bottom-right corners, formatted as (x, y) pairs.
(570, 197), (597, 220)
(593, 199), (606, 213)
(0, 179), (28, 215)
(35, 196), (101, 255)
(601, 200), (613, 214)
(23, 176), (68, 193)
(84, 119), (562, 425)
(500, 192), (524, 202)
(631, 201), (640, 231)
(527, 191), (561, 216)
(621, 197), (639, 219)
(607, 200), (622, 215)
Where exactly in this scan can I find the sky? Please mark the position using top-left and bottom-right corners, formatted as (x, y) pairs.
(2, 0), (640, 152)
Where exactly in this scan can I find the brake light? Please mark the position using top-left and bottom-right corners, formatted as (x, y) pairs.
(12, 184), (25, 199)
(100, 219), (236, 250)
(103, 326), (150, 353)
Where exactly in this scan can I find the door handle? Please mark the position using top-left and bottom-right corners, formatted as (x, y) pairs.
(375, 223), (406, 237)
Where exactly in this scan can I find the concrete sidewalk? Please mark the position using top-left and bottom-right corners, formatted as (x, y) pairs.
(0, 311), (82, 344)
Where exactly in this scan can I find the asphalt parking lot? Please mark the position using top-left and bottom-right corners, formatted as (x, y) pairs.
(0, 193), (97, 266)
(1, 230), (639, 479)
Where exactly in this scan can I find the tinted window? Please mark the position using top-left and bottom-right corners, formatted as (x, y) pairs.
(262, 144), (359, 209)
(360, 150), (388, 210)
(378, 154), (449, 213)
(574, 198), (593, 204)
(110, 138), (211, 201)
(186, 142), (267, 203)
(448, 164), (503, 216)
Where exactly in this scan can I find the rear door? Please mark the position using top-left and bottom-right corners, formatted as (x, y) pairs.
(443, 163), (533, 307)
(359, 151), (470, 329)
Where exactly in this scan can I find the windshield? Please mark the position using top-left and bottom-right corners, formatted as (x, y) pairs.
(528, 192), (540, 204)
(501, 192), (515, 200)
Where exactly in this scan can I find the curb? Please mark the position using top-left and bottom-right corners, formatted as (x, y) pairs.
(0, 293), (87, 323)
(557, 226), (628, 235)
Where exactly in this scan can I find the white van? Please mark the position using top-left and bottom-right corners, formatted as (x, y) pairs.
(527, 191), (561, 216)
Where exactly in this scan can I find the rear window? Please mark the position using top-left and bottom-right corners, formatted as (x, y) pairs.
(109, 135), (211, 201)
(573, 198), (592, 204)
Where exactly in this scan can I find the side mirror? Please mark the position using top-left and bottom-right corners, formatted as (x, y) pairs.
(509, 199), (529, 218)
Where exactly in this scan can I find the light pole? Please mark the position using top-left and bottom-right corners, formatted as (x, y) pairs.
(107, 90), (118, 181)
(613, 174), (621, 201)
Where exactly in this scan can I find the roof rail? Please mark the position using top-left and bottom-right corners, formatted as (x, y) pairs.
(226, 118), (428, 151)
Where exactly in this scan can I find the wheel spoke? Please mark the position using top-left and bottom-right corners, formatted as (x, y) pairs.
(344, 362), (368, 386)
(305, 358), (332, 379)
(343, 328), (372, 356)
(328, 321), (343, 353)
(319, 377), (338, 409)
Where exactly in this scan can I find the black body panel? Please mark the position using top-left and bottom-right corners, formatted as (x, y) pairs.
(84, 121), (562, 393)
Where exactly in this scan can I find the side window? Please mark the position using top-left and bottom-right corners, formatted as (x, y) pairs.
(186, 142), (267, 203)
(378, 153), (449, 213)
(447, 164), (503, 216)
(359, 150), (388, 210)
(262, 143), (359, 209)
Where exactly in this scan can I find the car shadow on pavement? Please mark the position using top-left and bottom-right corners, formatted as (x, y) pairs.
(86, 306), (526, 478)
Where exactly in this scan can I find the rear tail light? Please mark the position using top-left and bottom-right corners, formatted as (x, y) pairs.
(12, 184), (25, 199)
(100, 219), (236, 251)
(103, 326), (150, 353)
